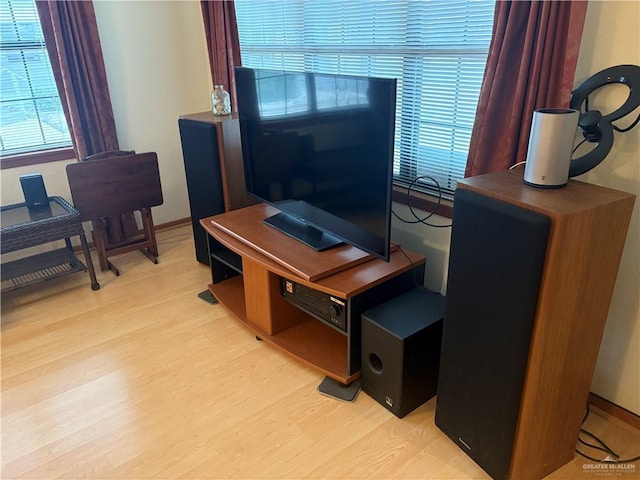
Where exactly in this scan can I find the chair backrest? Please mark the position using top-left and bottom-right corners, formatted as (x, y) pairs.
(66, 152), (163, 221)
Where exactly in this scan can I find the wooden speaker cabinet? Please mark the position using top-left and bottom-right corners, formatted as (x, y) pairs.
(435, 170), (635, 479)
(178, 112), (257, 264)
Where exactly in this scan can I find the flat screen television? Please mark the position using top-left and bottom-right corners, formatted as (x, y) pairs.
(235, 67), (397, 262)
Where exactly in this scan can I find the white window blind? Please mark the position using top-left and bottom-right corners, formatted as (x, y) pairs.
(234, 0), (494, 199)
(0, 0), (72, 156)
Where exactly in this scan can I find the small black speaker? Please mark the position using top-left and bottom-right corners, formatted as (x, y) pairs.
(361, 287), (445, 418)
(20, 173), (49, 210)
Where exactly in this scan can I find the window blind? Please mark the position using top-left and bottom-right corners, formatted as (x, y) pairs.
(234, 0), (495, 199)
(0, 0), (72, 156)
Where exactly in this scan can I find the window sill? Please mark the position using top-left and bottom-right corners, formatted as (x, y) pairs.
(1, 148), (76, 170)
(392, 184), (454, 220)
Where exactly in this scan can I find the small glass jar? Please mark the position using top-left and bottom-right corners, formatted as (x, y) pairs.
(211, 85), (231, 115)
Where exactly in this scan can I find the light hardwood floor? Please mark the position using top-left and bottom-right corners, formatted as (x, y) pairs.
(2, 225), (638, 479)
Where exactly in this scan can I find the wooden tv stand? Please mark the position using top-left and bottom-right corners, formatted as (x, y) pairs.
(200, 203), (426, 384)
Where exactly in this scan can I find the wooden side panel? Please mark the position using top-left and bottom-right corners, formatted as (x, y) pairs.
(243, 258), (273, 335)
(219, 117), (259, 211)
(510, 195), (635, 479)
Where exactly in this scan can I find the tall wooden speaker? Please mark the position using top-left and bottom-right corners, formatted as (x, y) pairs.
(179, 112), (257, 265)
(435, 170), (635, 479)
(178, 116), (226, 264)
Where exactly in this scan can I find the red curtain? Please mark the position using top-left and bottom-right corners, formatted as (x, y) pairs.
(36, 0), (120, 161)
(37, 0), (134, 242)
(465, 0), (588, 177)
(201, 0), (242, 110)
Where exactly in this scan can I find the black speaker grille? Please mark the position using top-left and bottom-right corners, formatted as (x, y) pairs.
(178, 119), (226, 264)
(435, 188), (550, 479)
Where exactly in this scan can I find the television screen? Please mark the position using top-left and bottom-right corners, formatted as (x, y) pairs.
(235, 67), (397, 261)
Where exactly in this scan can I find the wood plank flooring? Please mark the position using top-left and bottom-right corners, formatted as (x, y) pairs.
(2, 225), (638, 479)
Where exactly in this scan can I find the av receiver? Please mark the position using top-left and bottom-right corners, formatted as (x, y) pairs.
(280, 278), (347, 332)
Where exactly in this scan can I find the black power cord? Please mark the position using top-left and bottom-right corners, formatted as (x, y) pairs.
(613, 112), (640, 133)
(583, 94), (640, 134)
(575, 403), (640, 463)
(392, 175), (453, 228)
(396, 245), (424, 288)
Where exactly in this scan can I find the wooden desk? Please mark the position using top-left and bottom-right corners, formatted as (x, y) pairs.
(200, 203), (425, 384)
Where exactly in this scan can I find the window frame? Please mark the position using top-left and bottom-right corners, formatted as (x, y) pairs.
(1, 0), (74, 169)
(1, 147), (75, 170)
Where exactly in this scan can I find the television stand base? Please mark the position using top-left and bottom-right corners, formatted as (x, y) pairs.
(317, 377), (361, 402)
(197, 289), (218, 304)
(265, 211), (344, 252)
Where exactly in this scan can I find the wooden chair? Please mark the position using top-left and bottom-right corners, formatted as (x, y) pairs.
(66, 152), (164, 276)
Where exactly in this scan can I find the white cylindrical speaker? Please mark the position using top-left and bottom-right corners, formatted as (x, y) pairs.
(523, 108), (579, 188)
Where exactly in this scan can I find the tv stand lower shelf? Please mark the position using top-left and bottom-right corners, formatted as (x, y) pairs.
(210, 277), (349, 379)
(201, 204), (425, 384)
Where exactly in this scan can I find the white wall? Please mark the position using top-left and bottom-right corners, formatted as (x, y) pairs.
(1, 159), (75, 206)
(391, 204), (451, 295)
(0, 0), (212, 227)
(572, 0), (640, 415)
(1, 0), (637, 414)
(93, 0), (213, 226)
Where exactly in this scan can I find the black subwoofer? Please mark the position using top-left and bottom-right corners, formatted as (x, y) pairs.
(361, 287), (445, 418)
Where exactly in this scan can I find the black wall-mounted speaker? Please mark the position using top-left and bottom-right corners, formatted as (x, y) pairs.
(20, 173), (49, 209)
(435, 188), (550, 479)
(361, 287), (445, 418)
